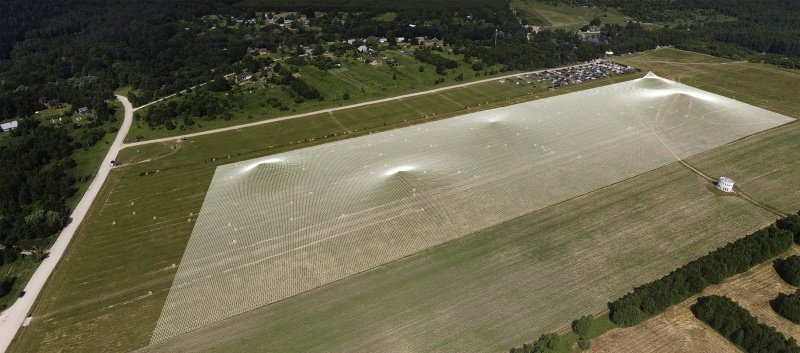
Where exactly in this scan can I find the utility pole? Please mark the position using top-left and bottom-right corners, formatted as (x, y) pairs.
(494, 28), (498, 47)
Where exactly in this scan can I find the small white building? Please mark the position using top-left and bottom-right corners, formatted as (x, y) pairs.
(717, 177), (734, 192)
(1, 120), (18, 132)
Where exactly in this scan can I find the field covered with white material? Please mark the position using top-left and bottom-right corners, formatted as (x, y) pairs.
(151, 72), (792, 342)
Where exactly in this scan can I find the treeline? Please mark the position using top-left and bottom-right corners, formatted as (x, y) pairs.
(692, 295), (800, 353)
(462, 30), (603, 71)
(772, 289), (800, 324)
(138, 89), (234, 130)
(0, 120), (78, 247)
(546, 0), (800, 66)
(235, 0), (507, 11)
(414, 48), (458, 74)
(609, 216), (799, 327)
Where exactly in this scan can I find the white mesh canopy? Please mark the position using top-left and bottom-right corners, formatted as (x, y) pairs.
(151, 73), (792, 343)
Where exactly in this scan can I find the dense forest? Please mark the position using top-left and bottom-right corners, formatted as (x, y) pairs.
(693, 295), (800, 353)
(1, 121), (78, 248)
(609, 215), (800, 327)
(541, 0), (800, 67)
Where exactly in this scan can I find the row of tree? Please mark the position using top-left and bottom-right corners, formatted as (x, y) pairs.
(609, 215), (800, 327)
(692, 295), (800, 353)
(414, 48), (458, 74)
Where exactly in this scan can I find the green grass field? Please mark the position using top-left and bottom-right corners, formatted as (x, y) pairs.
(512, 0), (631, 29)
(126, 48), (508, 141)
(8, 48), (799, 353)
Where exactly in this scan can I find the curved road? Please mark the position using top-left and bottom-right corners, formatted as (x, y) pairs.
(0, 96), (134, 352)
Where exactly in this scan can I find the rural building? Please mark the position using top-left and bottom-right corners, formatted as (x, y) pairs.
(717, 177), (735, 192)
(235, 71), (254, 82)
(78, 106), (90, 115)
(1, 120), (18, 131)
(357, 45), (368, 53)
(38, 97), (62, 108)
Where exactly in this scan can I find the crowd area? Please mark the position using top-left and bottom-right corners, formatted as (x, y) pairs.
(500, 60), (638, 88)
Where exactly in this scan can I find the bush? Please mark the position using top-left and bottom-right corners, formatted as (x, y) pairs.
(0, 276), (16, 298)
(775, 256), (800, 286)
(692, 295), (800, 353)
(571, 316), (591, 338)
(577, 339), (591, 351)
(771, 289), (800, 324)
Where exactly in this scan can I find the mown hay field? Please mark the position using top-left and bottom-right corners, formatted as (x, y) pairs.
(589, 247), (800, 353)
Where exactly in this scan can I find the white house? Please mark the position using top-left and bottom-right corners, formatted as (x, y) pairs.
(1, 120), (18, 132)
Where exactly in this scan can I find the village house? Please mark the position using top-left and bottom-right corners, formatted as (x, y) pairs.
(0, 120), (18, 132)
(78, 107), (90, 115)
(235, 71), (254, 82)
(38, 97), (62, 108)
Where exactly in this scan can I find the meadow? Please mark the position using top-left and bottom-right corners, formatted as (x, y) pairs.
(8, 48), (800, 352)
(126, 49), (510, 141)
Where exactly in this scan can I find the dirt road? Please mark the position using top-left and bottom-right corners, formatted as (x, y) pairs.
(0, 96), (134, 352)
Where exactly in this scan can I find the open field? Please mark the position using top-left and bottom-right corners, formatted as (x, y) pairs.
(615, 48), (800, 119)
(588, 299), (742, 353)
(9, 49), (800, 353)
(151, 73), (791, 342)
(126, 49), (511, 141)
(142, 162), (777, 353)
(615, 49), (800, 214)
(8, 74), (637, 353)
(512, 0), (631, 29)
(589, 247), (800, 353)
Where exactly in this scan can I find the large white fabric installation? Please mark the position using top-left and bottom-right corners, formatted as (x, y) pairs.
(151, 73), (793, 343)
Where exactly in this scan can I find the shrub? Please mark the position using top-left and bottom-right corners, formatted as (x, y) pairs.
(577, 339), (591, 351)
(771, 289), (800, 324)
(571, 316), (591, 338)
(775, 255), (800, 286)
